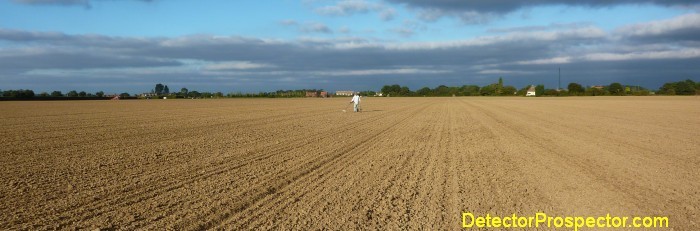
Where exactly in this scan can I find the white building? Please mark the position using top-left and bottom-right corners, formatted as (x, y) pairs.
(526, 85), (536, 96)
(335, 90), (354, 96)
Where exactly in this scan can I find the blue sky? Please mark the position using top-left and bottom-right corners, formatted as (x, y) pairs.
(1, 0), (699, 93)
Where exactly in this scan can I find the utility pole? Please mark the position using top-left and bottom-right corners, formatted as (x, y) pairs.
(558, 67), (561, 91)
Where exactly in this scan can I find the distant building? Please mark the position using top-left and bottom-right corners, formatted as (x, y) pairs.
(591, 85), (605, 90)
(140, 93), (157, 99)
(526, 85), (536, 96)
(320, 91), (328, 98)
(305, 91), (318, 97)
(375, 92), (383, 97)
(336, 90), (354, 96)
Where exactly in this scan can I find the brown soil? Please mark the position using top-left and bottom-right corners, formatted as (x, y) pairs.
(1, 97), (698, 230)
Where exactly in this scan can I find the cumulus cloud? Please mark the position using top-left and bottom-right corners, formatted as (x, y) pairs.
(301, 22), (333, 34)
(12, 0), (88, 6)
(277, 21), (333, 34)
(615, 13), (700, 41)
(390, 20), (427, 37)
(279, 19), (299, 26)
(314, 0), (396, 21)
(391, 28), (414, 37)
(387, 0), (699, 14)
(517, 57), (572, 65)
(12, 0), (153, 8)
(489, 22), (596, 34)
(203, 61), (276, 71)
(380, 8), (396, 21)
(313, 68), (451, 76)
(1, 13), (699, 93)
(477, 69), (533, 75)
(417, 8), (497, 24)
(315, 0), (380, 16)
(583, 49), (700, 61)
(386, 0), (700, 23)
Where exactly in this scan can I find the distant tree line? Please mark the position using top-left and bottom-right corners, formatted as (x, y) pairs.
(2, 79), (697, 100)
(146, 83), (328, 99)
(381, 78), (533, 97)
(657, 79), (699, 95)
(226, 89), (325, 98)
(379, 78), (699, 97)
(2, 89), (35, 98)
(0, 89), (132, 99)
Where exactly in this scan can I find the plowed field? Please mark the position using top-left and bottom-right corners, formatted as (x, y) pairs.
(1, 97), (698, 230)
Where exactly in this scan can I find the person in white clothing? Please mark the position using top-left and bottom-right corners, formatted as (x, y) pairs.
(350, 92), (361, 112)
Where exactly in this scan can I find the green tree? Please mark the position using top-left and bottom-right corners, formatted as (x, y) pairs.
(544, 89), (559, 96)
(95, 91), (105, 97)
(359, 91), (376, 97)
(417, 87), (432, 96)
(155, 83), (164, 95)
(658, 82), (676, 95)
(496, 77), (504, 95)
(181, 87), (189, 97)
(535, 85), (545, 97)
(585, 87), (605, 96)
(381, 85), (399, 96)
(190, 91), (201, 98)
(460, 85), (480, 96)
(163, 85), (170, 94)
(78, 91), (87, 97)
(399, 86), (411, 96)
(609, 83), (624, 95)
(39, 92), (49, 97)
(381, 86), (392, 96)
(2, 89), (35, 98)
(480, 84), (496, 96)
(675, 80), (695, 95)
(502, 86), (517, 95)
(51, 91), (63, 97)
(2, 90), (15, 97)
(517, 85), (530, 96)
(119, 92), (131, 98)
(435, 85), (450, 96)
(66, 90), (79, 97)
(567, 83), (584, 95)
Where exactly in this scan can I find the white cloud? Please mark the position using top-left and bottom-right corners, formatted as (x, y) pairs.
(338, 26), (352, 34)
(25, 65), (193, 77)
(477, 69), (532, 75)
(615, 13), (700, 37)
(584, 49), (700, 61)
(204, 61), (275, 71)
(315, 0), (381, 16)
(12, 0), (153, 8)
(517, 57), (572, 65)
(3, 12), (700, 93)
(278, 21), (333, 34)
(315, 68), (451, 76)
(386, 26), (605, 50)
(380, 8), (396, 21)
(391, 28), (414, 37)
(313, 0), (395, 21)
(279, 19), (298, 26)
(301, 22), (333, 33)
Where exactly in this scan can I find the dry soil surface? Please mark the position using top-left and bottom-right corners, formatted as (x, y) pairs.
(1, 97), (698, 230)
